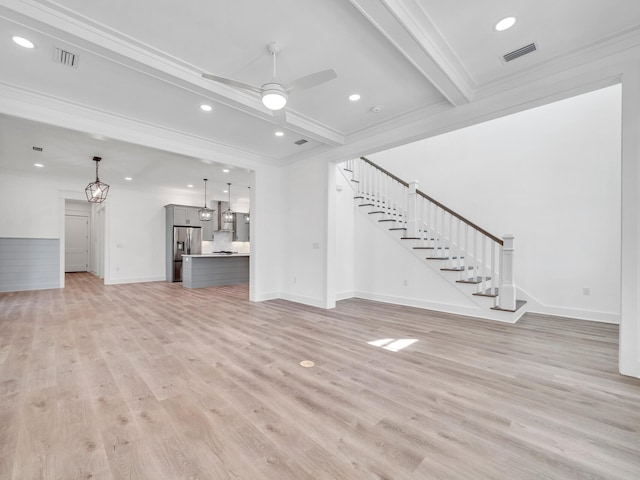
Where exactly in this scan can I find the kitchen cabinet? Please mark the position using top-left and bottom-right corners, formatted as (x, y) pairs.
(172, 205), (200, 226)
(233, 212), (249, 242)
(201, 214), (214, 240)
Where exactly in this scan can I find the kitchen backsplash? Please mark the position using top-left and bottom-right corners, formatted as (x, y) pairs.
(202, 231), (250, 253)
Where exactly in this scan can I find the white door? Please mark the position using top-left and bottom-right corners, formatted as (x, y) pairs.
(65, 214), (89, 272)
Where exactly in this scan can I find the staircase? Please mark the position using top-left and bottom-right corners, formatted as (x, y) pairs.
(343, 156), (526, 321)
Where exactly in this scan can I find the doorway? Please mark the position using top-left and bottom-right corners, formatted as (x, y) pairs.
(65, 214), (89, 272)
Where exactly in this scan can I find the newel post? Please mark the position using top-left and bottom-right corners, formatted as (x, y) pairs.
(407, 181), (419, 237)
(499, 234), (517, 310)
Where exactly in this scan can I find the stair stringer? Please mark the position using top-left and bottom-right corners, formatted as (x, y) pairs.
(353, 201), (527, 323)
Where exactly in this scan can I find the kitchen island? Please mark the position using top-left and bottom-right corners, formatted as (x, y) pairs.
(181, 253), (249, 288)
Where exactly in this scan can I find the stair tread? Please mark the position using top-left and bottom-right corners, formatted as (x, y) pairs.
(368, 211), (385, 214)
(379, 219), (396, 222)
(359, 203), (375, 207)
(491, 300), (527, 313)
(426, 256), (463, 260)
(400, 237), (421, 240)
(389, 227), (407, 231)
(473, 288), (499, 297)
(456, 276), (491, 284)
(441, 266), (474, 272)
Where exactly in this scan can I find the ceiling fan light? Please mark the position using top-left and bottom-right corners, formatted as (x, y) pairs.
(261, 84), (287, 110)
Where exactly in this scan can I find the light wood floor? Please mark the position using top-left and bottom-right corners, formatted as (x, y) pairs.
(1, 273), (639, 479)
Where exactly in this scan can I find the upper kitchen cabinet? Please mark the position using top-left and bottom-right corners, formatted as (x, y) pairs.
(166, 204), (201, 226)
(177, 206), (201, 226)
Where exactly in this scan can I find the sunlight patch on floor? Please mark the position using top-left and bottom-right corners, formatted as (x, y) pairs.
(367, 338), (418, 352)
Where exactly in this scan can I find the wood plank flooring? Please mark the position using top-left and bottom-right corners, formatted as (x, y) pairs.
(1, 272), (639, 479)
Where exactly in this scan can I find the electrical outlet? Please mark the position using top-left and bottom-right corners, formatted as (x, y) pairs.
(583, 287), (591, 296)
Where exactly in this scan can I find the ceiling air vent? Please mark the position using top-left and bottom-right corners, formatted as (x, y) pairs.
(54, 47), (79, 68)
(503, 43), (537, 63)
(294, 139), (308, 146)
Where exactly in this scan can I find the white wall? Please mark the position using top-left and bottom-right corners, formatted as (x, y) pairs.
(334, 167), (355, 299)
(619, 62), (640, 378)
(250, 164), (284, 301)
(277, 156), (331, 308)
(0, 171), (60, 238)
(368, 85), (622, 323)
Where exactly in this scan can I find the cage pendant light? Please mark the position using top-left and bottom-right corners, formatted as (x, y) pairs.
(85, 156), (110, 203)
(223, 183), (234, 223)
(198, 178), (213, 221)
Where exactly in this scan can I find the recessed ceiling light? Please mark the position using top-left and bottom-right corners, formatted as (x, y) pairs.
(12, 36), (35, 49)
(348, 94), (361, 102)
(495, 16), (516, 31)
(274, 131), (284, 137)
(223, 189), (228, 193)
(187, 184), (194, 188)
(200, 104), (212, 112)
(34, 163), (44, 168)
(125, 177), (132, 181)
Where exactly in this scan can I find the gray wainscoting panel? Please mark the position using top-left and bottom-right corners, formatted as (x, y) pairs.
(0, 238), (60, 292)
(183, 256), (249, 289)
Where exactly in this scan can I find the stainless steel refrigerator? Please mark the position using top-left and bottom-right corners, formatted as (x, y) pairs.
(172, 226), (202, 282)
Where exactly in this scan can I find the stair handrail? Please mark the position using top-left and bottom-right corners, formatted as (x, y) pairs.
(361, 156), (503, 246)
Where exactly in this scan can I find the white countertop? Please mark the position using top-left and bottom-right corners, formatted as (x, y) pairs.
(182, 253), (250, 258)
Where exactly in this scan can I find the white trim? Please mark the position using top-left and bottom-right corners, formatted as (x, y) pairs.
(353, 290), (523, 324)
(336, 291), (356, 301)
(104, 276), (165, 285)
(279, 292), (331, 309)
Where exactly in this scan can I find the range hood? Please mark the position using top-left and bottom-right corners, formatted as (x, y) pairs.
(214, 201), (234, 232)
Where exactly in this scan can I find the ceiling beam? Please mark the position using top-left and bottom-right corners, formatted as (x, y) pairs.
(348, 0), (474, 106)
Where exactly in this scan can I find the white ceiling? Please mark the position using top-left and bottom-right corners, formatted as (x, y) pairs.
(1, 0), (640, 190)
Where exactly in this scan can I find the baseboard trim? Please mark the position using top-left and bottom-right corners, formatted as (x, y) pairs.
(336, 291), (355, 301)
(353, 290), (522, 323)
(278, 292), (330, 309)
(104, 276), (165, 285)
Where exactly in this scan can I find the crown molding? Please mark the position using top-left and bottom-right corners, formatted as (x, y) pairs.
(0, 1), (346, 147)
(0, 81), (281, 169)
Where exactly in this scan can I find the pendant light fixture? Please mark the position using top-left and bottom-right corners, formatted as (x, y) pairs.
(223, 182), (234, 223)
(198, 178), (213, 221)
(85, 156), (110, 203)
(243, 186), (250, 224)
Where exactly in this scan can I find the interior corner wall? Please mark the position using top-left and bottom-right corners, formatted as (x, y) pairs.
(279, 156), (330, 308)
(368, 85), (622, 323)
(619, 62), (640, 379)
(334, 165), (355, 300)
(250, 164), (284, 302)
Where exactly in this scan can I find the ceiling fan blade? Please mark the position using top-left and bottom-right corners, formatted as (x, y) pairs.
(202, 73), (262, 94)
(285, 69), (337, 92)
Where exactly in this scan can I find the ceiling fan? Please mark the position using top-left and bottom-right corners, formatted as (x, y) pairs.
(202, 41), (337, 111)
